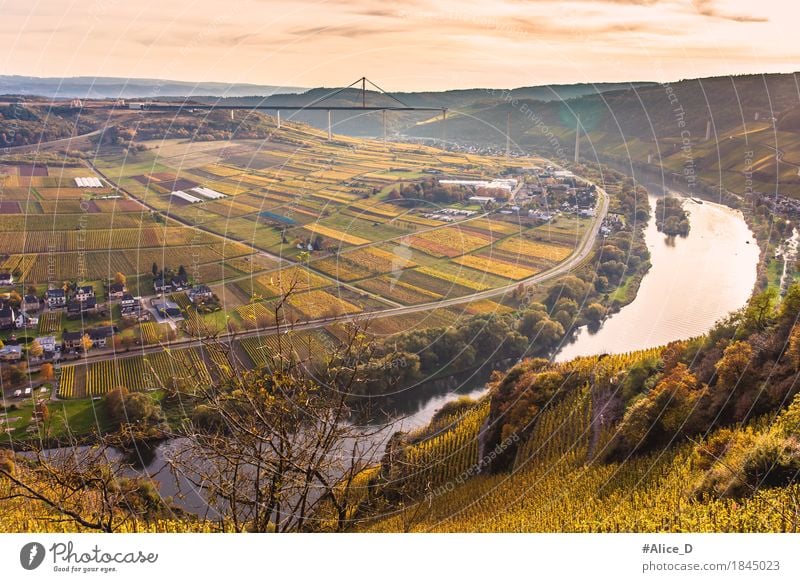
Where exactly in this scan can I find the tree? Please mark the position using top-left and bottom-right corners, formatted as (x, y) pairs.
(0, 442), (173, 532)
(80, 334), (93, 352)
(151, 262), (159, 277)
(743, 288), (776, 332)
(170, 299), (387, 532)
(177, 265), (187, 278)
(34, 400), (50, 423)
(7, 291), (21, 308)
(113, 272), (127, 286)
(40, 362), (54, 380)
(105, 387), (165, 430)
(1, 363), (26, 387)
(789, 323), (800, 370)
(584, 302), (607, 324)
(714, 340), (753, 390)
(29, 340), (44, 359)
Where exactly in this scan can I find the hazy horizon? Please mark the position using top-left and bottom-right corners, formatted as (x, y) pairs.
(2, 0), (799, 92)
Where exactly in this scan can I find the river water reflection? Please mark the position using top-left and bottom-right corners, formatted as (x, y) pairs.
(555, 185), (759, 362)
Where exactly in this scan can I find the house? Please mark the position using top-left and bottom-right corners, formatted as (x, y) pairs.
(153, 277), (171, 293)
(121, 294), (147, 320)
(62, 331), (86, 350)
(22, 295), (40, 313)
(186, 284), (213, 304)
(468, 196), (495, 205)
(152, 298), (181, 318)
(74, 285), (95, 302)
(15, 311), (38, 329)
(0, 272), (13, 286)
(35, 335), (57, 355)
(67, 296), (97, 316)
(170, 276), (189, 291)
(87, 326), (116, 348)
(120, 293), (137, 308)
(0, 304), (15, 330)
(108, 282), (127, 299)
(0, 344), (22, 361)
(46, 288), (66, 308)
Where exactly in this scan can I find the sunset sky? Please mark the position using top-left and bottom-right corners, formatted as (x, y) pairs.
(1, 0), (797, 91)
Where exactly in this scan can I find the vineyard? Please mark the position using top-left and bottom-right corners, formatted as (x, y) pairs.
(404, 229), (493, 258)
(239, 330), (331, 366)
(57, 348), (215, 397)
(453, 254), (537, 280)
(313, 246), (416, 282)
(303, 223), (371, 246)
(256, 267), (333, 297)
(356, 346), (800, 533)
(57, 365), (76, 399)
(286, 289), (362, 319)
(37, 311), (62, 334)
(495, 236), (574, 262)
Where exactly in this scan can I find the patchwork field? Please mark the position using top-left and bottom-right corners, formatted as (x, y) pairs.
(2, 120), (601, 401)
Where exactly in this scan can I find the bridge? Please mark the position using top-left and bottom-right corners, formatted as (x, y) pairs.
(120, 77), (448, 141)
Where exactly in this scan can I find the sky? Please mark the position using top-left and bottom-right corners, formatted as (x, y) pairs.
(1, 0), (798, 91)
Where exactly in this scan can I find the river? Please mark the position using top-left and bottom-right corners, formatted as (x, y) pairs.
(555, 183), (759, 361)
(32, 180), (762, 517)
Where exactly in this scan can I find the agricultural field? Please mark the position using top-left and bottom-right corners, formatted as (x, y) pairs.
(64, 347), (215, 397)
(312, 246), (416, 281)
(0, 120), (603, 403)
(495, 236), (574, 262)
(356, 275), (443, 305)
(286, 289), (362, 319)
(255, 266), (334, 297)
(239, 331), (331, 366)
(403, 228), (493, 258)
(452, 254), (538, 280)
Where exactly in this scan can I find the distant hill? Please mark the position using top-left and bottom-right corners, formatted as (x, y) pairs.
(403, 72), (800, 198)
(207, 82), (655, 136)
(0, 75), (306, 99)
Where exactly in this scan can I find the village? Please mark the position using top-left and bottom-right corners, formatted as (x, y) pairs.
(0, 266), (218, 398)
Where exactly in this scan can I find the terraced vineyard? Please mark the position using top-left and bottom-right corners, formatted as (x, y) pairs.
(359, 348), (800, 533)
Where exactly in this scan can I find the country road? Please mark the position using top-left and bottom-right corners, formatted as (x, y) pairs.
(1, 129), (104, 155)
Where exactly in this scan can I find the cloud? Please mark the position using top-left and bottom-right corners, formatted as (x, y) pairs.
(289, 23), (409, 38)
(691, 0), (769, 23)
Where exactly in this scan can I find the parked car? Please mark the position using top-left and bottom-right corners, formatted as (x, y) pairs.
(12, 389), (21, 397)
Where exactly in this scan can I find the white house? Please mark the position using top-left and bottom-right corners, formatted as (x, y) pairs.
(15, 311), (38, 329)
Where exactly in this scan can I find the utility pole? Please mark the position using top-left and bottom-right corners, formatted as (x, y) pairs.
(276, 110), (281, 129)
(383, 109), (387, 143)
(442, 109), (447, 146)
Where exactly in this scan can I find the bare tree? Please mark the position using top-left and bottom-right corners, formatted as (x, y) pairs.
(166, 286), (390, 532)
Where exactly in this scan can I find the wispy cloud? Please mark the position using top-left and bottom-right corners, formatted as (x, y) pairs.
(0, 0), (792, 90)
